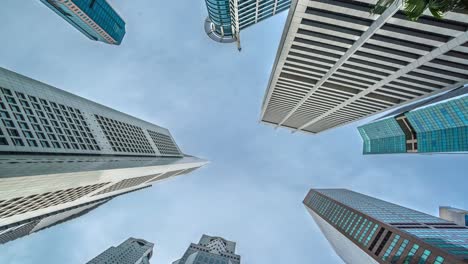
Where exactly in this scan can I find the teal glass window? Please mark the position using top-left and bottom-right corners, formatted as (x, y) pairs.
(382, 235), (400, 261)
(391, 239), (409, 264)
(417, 249), (431, 264)
(403, 244), (420, 264)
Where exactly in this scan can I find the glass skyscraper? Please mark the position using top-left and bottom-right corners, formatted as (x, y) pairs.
(0, 66), (207, 244)
(87, 237), (154, 264)
(204, 0), (291, 50)
(358, 86), (468, 154)
(172, 234), (241, 264)
(304, 188), (468, 264)
(39, 0), (126, 45)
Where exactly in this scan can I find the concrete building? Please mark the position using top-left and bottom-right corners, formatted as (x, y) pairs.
(358, 85), (468, 154)
(304, 188), (468, 264)
(87, 237), (154, 264)
(172, 235), (241, 264)
(204, 0), (291, 50)
(440, 207), (468, 227)
(0, 67), (207, 244)
(261, 0), (468, 134)
(39, 0), (126, 45)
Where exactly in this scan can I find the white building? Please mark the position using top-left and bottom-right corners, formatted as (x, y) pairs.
(0, 67), (207, 244)
(261, 0), (468, 134)
(173, 235), (241, 264)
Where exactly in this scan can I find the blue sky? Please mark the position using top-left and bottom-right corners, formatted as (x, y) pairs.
(0, 0), (467, 263)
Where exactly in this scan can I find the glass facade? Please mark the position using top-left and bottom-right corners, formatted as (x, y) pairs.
(406, 96), (468, 153)
(40, 0), (126, 45)
(204, 0), (291, 44)
(358, 118), (406, 154)
(305, 189), (468, 263)
(358, 89), (468, 154)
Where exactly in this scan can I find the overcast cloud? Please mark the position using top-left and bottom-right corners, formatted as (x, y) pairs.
(0, 1), (467, 263)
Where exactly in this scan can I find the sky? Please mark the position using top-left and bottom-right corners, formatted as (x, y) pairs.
(0, 0), (467, 263)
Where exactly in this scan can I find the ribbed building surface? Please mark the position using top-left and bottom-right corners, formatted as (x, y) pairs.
(304, 189), (468, 264)
(358, 86), (468, 154)
(0, 67), (207, 243)
(261, 0), (468, 134)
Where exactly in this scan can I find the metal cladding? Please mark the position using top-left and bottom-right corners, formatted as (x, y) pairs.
(261, 0), (468, 134)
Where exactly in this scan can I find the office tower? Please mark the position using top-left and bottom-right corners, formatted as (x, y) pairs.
(204, 0), (291, 50)
(172, 235), (241, 264)
(304, 189), (468, 264)
(260, 0), (468, 134)
(440, 207), (468, 227)
(87, 237), (154, 264)
(358, 86), (468, 154)
(0, 67), (207, 244)
(39, 0), (126, 45)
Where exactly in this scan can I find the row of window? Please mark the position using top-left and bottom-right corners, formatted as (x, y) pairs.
(306, 192), (448, 264)
(0, 87), (100, 151)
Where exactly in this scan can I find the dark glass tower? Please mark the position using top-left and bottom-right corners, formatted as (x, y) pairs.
(39, 0), (126, 45)
(358, 86), (468, 154)
(304, 189), (468, 264)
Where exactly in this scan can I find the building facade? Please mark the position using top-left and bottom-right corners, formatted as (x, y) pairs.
(440, 207), (468, 227)
(261, 0), (468, 134)
(0, 67), (207, 243)
(304, 188), (468, 264)
(172, 235), (241, 264)
(204, 0), (291, 49)
(358, 86), (468, 154)
(87, 237), (154, 264)
(39, 0), (126, 45)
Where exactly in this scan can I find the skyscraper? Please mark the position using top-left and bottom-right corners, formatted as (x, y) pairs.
(172, 235), (241, 264)
(304, 188), (468, 264)
(87, 237), (154, 264)
(260, 0), (468, 134)
(358, 85), (468, 154)
(440, 207), (468, 227)
(0, 66), (207, 243)
(204, 0), (291, 50)
(39, 0), (126, 45)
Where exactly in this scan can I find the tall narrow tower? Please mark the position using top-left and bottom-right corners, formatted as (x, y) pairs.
(39, 0), (126, 45)
(203, 0), (292, 50)
(304, 188), (468, 264)
(172, 235), (241, 264)
(87, 237), (154, 264)
(0, 67), (207, 244)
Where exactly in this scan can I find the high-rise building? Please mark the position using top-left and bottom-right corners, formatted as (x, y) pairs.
(304, 188), (468, 264)
(204, 0), (291, 50)
(358, 85), (468, 154)
(440, 207), (468, 227)
(0, 67), (207, 243)
(39, 0), (126, 45)
(172, 234), (241, 264)
(260, 0), (468, 134)
(87, 237), (154, 264)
